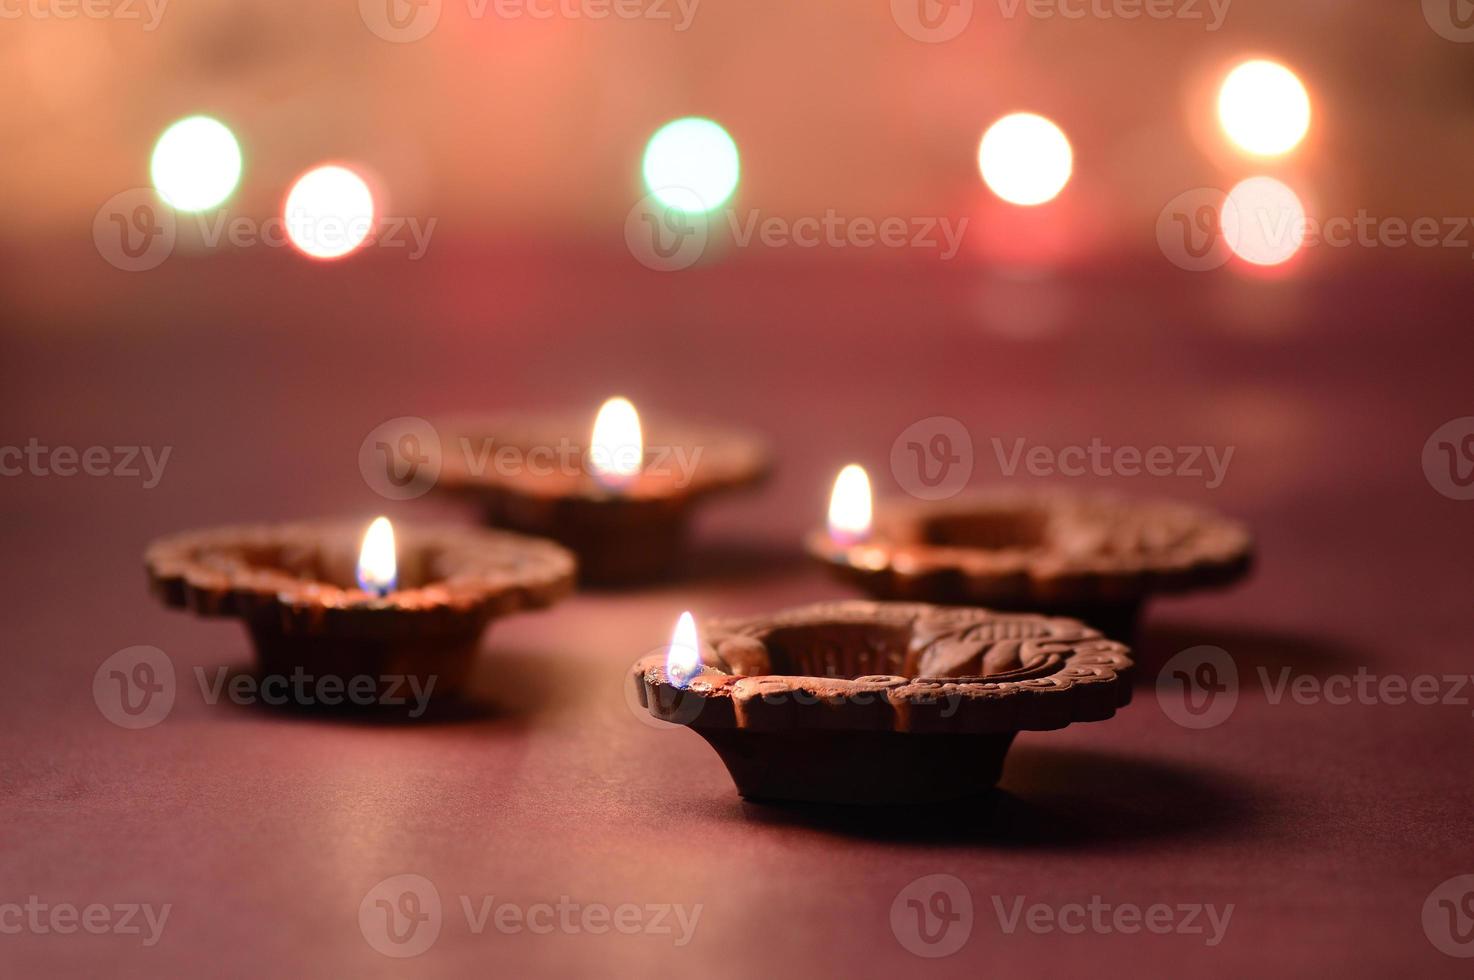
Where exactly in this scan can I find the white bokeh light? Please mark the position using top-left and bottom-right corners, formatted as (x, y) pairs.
(641, 117), (740, 214)
(1217, 60), (1311, 157)
(150, 116), (243, 212)
(283, 165), (375, 260)
(1221, 176), (1306, 267)
(977, 113), (1074, 207)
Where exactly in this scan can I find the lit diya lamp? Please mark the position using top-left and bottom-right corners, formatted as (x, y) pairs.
(806, 466), (1254, 640)
(145, 517), (574, 703)
(633, 601), (1134, 805)
(427, 398), (770, 585)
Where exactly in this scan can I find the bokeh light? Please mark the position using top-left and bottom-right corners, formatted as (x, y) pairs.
(641, 117), (740, 214)
(1221, 175), (1306, 267)
(283, 165), (375, 260)
(1217, 60), (1310, 157)
(150, 116), (242, 212)
(977, 113), (1073, 207)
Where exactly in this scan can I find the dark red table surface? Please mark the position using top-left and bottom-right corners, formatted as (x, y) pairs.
(2, 244), (1472, 978)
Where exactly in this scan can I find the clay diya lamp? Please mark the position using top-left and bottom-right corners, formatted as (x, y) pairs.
(424, 398), (770, 585)
(805, 465), (1253, 639)
(145, 517), (575, 702)
(632, 600), (1133, 805)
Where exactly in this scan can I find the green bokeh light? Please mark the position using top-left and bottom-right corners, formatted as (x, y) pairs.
(150, 115), (242, 212)
(641, 117), (739, 214)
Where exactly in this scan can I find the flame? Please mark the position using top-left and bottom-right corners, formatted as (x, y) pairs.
(356, 516), (397, 595)
(666, 611), (702, 689)
(589, 396), (643, 491)
(827, 464), (872, 545)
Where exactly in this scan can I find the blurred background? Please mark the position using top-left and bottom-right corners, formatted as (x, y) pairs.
(2, 0), (1470, 536)
(3, 0), (1473, 260)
